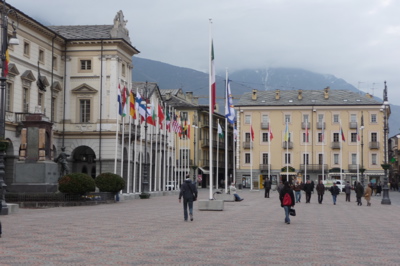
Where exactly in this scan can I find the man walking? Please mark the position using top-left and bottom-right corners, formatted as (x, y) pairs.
(355, 182), (364, 206)
(294, 181), (302, 203)
(263, 177), (272, 198)
(303, 180), (313, 203)
(344, 181), (352, 202)
(316, 180), (325, 204)
(329, 182), (340, 205)
(179, 178), (198, 221)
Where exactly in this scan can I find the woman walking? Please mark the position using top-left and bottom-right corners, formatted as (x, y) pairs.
(279, 181), (295, 224)
(364, 183), (372, 206)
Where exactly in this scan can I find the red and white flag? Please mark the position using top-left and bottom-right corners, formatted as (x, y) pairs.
(210, 40), (216, 113)
(250, 125), (254, 142)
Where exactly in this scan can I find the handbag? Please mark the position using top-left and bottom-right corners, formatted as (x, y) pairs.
(187, 183), (197, 201)
(289, 208), (296, 216)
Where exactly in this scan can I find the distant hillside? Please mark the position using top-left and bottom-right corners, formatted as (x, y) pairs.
(132, 57), (399, 133)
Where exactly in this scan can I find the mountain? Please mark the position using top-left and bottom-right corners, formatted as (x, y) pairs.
(132, 57), (399, 134)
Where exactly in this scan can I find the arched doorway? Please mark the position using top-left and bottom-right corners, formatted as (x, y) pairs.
(72, 146), (96, 178)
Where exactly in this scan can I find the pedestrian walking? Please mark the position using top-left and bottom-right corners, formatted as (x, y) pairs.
(303, 180), (313, 203)
(279, 181), (295, 224)
(263, 177), (272, 198)
(277, 180), (284, 196)
(376, 182), (382, 196)
(329, 182), (340, 205)
(355, 182), (364, 206)
(344, 181), (352, 202)
(310, 180), (315, 194)
(294, 181), (302, 203)
(364, 183), (372, 206)
(178, 178), (198, 221)
(316, 180), (325, 204)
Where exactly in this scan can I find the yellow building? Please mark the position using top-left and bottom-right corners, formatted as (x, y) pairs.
(235, 87), (387, 189)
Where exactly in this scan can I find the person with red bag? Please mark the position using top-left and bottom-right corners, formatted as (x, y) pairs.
(279, 181), (295, 224)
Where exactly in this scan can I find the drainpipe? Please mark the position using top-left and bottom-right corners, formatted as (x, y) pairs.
(99, 40), (104, 172)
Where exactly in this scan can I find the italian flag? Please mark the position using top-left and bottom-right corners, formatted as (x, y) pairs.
(210, 40), (216, 113)
(218, 123), (224, 138)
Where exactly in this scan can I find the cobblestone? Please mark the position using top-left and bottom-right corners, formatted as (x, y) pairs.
(1, 189), (400, 265)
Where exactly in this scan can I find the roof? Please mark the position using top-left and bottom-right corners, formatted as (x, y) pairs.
(237, 89), (382, 107)
(48, 25), (113, 39)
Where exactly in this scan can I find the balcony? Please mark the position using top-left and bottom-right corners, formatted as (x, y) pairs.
(200, 139), (210, 148)
(369, 141), (380, 149)
(301, 122), (310, 129)
(259, 164), (271, 171)
(261, 122), (269, 129)
(282, 141), (293, 149)
(316, 122), (325, 129)
(243, 141), (253, 149)
(349, 122), (357, 129)
(331, 141), (341, 149)
(300, 164), (328, 173)
(176, 159), (193, 167)
(348, 164), (360, 173)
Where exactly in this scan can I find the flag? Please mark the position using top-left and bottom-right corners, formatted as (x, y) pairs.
(218, 123), (224, 138)
(4, 49), (9, 76)
(166, 111), (171, 132)
(225, 79), (235, 124)
(145, 104), (156, 126)
(284, 123), (289, 141)
(187, 120), (191, 139)
(269, 122), (274, 141)
(121, 86), (128, 117)
(117, 84), (122, 116)
(129, 90), (136, 119)
(172, 113), (181, 133)
(250, 125), (254, 141)
(234, 125), (238, 141)
(340, 126), (346, 141)
(158, 104), (165, 129)
(37, 62), (46, 91)
(210, 40), (216, 113)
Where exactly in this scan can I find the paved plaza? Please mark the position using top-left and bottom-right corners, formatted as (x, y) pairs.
(1, 188), (400, 265)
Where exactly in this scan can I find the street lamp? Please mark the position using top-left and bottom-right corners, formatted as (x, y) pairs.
(0, 0), (19, 215)
(381, 100), (391, 205)
(140, 83), (150, 199)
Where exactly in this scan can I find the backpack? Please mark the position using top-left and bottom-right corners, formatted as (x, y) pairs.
(283, 192), (292, 206)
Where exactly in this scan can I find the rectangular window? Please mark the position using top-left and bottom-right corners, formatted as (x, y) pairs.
(351, 153), (357, 164)
(303, 154), (309, 164)
(303, 114), (309, 123)
(371, 154), (377, 165)
(80, 99), (90, 123)
(262, 132), (269, 142)
(122, 63), (126, 77)
(38, 92), (43, 107)
(334, 154), (339, 165)
(80, 60), (92, 70)
(284, 114), (291, 123)
(350, 114), (357, 122)
(262, 153), (269, 164)
(318, 154), (324, 165)
(245, 153), (251, 164)
(333, 132), (339, 142)
(318, 132), (324, 143)
(285, 153), (291, 164)
(181, 112), (188, 121)
(371, 132), (377, 142)
(371, 114), (377, 123)
(245, 132), (250, 142)
(318, 114), (324, 123)
(51, 97), (56, 122)
(52, 56), (58, 70)
(39, 49), (45, 63)
(23, 87), (29, 112)
(351, 133), (357, 142)
(6, 82), (11, 112)
(245, 115), (251, 124)
(23, 42), (30, 56)
(262, 115), (269, 124)
(333, 114), (339, 123)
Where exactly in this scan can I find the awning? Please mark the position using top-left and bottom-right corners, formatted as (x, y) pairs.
(279, 172), (297, 176)
(199, 167), (210, 174)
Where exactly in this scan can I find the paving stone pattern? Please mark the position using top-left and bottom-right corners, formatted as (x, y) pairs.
(1, 189), (400, 265)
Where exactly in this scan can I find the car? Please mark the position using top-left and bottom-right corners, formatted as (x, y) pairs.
(165, 181), (177, 191)
(333, 180), (346, 192)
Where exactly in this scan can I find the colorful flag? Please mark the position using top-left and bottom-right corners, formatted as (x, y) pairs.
(218, 123), (224, 138)
(340, 126), (346, 141)
(210, 40), (216, 113)
(284, 123), (289, 142)
(250, 125), (254, 141)
(166, 111), (171, 132)
(158, 104), (165, 129)
(172, 113), (181, 133)
(117, 84), (122, 116)
(129, 90), (136, 119)
(225, 79), (235, 124)
(4, 49), (9, 76)
(187, 120), (191, 139)
(121, 86), (128, 117)
(269, 122), (274, 141)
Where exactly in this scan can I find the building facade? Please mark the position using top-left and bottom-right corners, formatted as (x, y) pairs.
(235, 87), (387, 189)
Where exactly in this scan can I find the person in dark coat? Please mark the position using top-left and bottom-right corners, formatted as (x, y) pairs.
(376, 182), (382, 196)
(316, 180), (325, 204)
(310, 180), (315, 194)
(329, 182), (340, 205)
(294, 181), (302, 203)
(279, 181), (295, 224)
(263, 177), (272, 198)
(344, 181), (352, 202)
(303, 180), (313, 203)
(179, 178), (198, 221)
(355, 182), (364, 206)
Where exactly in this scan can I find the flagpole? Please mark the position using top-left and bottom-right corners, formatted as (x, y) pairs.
(133, 115), (138, 193)
(216, 119), (219, 190)
(268, 122), (271, 183)
(127, 115), (132, 194)
(251, 125), (253, 190)
(139, 119), (143, 193)
(208, 19), (214, 199)
(304, 119), (308, 184)
(286, 121), (289, 182)
(357, 118), (360, 182)
(224, 70), (228, 193)
(154, 112), (159, 191)
(114, 84), (121, 174)
(322, 118), (325, 182)
(340, 120), (343, 184)
(149, 123), (153, 192)
(121, 116), (125, 178)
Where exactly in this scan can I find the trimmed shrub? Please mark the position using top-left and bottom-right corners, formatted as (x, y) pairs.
(58, 173), (96, 194)
(95, 172), (125, 193)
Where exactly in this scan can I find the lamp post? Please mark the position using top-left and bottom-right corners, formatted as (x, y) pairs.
(140, 83), (150, 199)
(0, 0), (19, 215)
(381, 99), (391, 205)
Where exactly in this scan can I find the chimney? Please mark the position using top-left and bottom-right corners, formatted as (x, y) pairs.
(298, 89), (303, 100)
(324, 86), (330, 99)
(193, 96), (199, 105)
(186, 91), (193, 102)
(365, 93), (373, 99)
(165, 92), (171, 100)
(275, 89), (280, 100)
(252, 89), (258, 100)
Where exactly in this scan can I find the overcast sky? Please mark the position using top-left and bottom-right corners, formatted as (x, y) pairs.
(11, 0), (400, 101)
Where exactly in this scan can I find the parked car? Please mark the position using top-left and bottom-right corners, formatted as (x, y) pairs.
(323, 179), (346, 192)
(165, 181), (177, 191)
